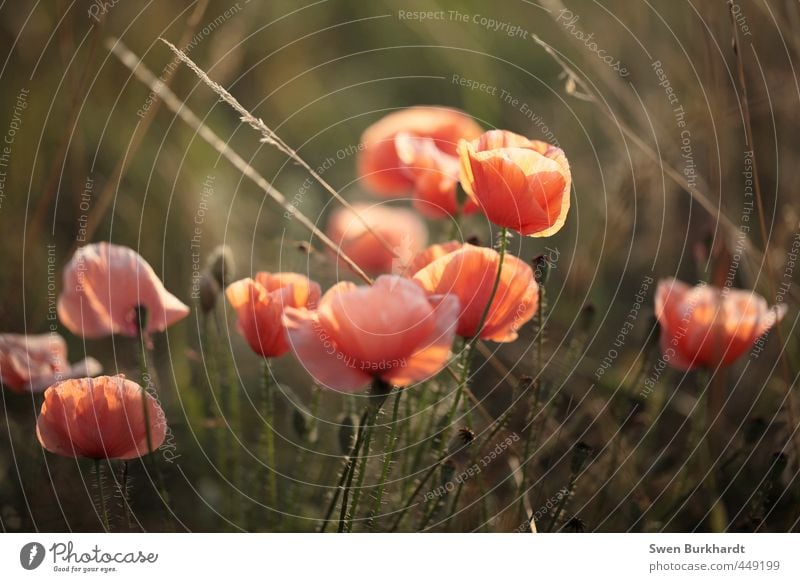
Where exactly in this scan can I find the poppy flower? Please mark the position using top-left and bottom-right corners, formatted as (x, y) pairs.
(458, 129), (571, 237)
(57, 242), (190, 338)
(358, 106), (483, 218)
(36, 375), (167, 460)
(0, 333), (101, 393)
(655, 278), (788, 370)
(226, 272), (321, 358)
(405, 240), (463, 275)
(283, 275), (459, 392)
(412, 244), (538, 342)
(326, 203), (428, 276)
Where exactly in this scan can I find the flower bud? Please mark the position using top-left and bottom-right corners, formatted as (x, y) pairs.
(206, 245), (236, 289)
(199, 272), (221, 314)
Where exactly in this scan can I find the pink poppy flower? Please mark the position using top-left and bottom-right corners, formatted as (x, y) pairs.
(57, 242), (190, 338)
(36, 375), (167, 460)
(226, 272), (321, 358)
(358, 106), (483, 218)
(283, 275), (459, 392)
(326, 203), (428, 276)
(0, 333), (101, 393)
(655, 278), (788, 370)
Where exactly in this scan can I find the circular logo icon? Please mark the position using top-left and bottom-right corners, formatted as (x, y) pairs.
(20, 542), (46, 570)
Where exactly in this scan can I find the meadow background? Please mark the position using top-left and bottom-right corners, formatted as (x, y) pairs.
(1, 0), (798, 532)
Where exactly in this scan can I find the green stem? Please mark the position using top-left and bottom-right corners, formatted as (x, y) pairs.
(344, 420), (375, 532)
(135, 332), (173, 530)
(474, 227), (509, 341)
(94, 460), (109, 531)
(389, 455), (446, 532)
(289, 386), (321, 519)
(118, 460), (132, 532)
(317, 407), (369, 533)
(261, 360), (278, 527)
(436, 339), (472, 459)
(136, 337), (154, 457)
(519, 289), (546, 520)
(338, 379), (390, 532)
(215, 311), (242, 527)
(366, 388), (402, 530)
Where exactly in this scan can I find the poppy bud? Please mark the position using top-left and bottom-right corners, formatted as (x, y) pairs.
(207, 245), (236, 289)
(199, 272), (221, 314)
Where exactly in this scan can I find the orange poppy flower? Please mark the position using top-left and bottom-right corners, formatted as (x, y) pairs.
(412, 244), (538, 342)
(36, 375), (166, 460)
(458, 129), (571, 237)
(358, 106), (483, 218)
(405, 240), (463, 276)
(226, 272), (321, 358)
(57, 242), (190, 338)
(655, 278), (787, 370)
(283, 275), (459, 392)
(0, 333), (101, 393)
(326, 203), (428, 276)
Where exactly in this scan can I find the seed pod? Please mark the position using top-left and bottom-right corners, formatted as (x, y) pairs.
(571, 442), (593, 474)
(445, 427), (475, 467)
(563, 516), (585, 533)
(743, 416), (768, 445)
